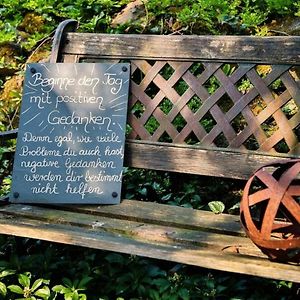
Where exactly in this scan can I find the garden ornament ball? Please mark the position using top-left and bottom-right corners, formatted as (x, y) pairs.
(240, 159), (300, 263)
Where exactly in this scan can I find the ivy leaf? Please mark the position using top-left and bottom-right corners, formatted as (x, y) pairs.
(178, 288), (190, 300)
(147, 265), (166, 277)
(0, 282), (7, 297)
(65, 291), (78, 300)
(139, 187), (147, 196)
(152, 278), (170, 293)
(31, 279), (43, 292)
(52, 284), (70, 294)
(34, 286), (51, 299)
(0, 269), (15, 278)
(78, 276), (92, 289)
(62, 278), (73, 288)
(208, 201), (225, 214)
(79, 294), (87, 300)
(148, 289), (160, 300)
(105, 253), (124, 264)
(18, 273), (30, 288)
(7, 284), (24, 294)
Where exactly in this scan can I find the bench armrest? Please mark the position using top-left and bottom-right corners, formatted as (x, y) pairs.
(0, 129), (18, 143)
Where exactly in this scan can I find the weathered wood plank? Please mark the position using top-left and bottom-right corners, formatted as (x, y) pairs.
(125, 140), (296, 180)
(62, 33), (300, 64)
(0, 200), (243, 236)
(0, 208), (299, 283)
(59, 199), (243, 235)
(0, 203), (249, 250)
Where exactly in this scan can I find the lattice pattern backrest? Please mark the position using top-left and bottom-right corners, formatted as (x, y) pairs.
(78, 56), (300, 155)
(127, 60), (300, 155)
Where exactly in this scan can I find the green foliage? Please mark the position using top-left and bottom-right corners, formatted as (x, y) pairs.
(52, 277), (91, 300)
(144, 0), (298, 34)
(239, 1), (267, 28)
(208, 201), (225, 214)
(0, 22), (17, 44)
(296, 2), (300, 17)
(1, 0), (300, 52)
(0, 0), (129, 51)
(0, 268), (15, 298)
(0, 142), (15, 198)
(122, 169), (205, 209)
(175, 0), (241, 34)
(0, 175), (11, 197)
(7, 273), (50, 300)
(265, 0), (295, 15)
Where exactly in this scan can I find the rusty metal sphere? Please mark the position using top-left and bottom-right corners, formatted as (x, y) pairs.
(240, 160), (300, 263)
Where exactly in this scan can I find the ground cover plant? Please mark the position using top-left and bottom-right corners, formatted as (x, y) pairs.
(1, 0), (300, 299)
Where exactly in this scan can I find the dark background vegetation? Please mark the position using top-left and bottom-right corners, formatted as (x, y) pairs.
(1, 0), (300, 299)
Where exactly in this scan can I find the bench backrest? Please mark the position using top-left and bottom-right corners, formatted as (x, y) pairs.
(51, 21), (300, 180)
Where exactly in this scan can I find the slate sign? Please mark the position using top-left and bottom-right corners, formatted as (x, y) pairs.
(11, 63), (130, 204)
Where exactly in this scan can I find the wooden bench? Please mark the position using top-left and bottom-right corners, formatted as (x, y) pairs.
(0, 19), (299, 283)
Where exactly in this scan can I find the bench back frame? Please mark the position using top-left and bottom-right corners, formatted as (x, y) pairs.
(51, 20), (300, 181)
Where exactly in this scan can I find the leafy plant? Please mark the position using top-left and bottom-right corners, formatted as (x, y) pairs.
(208, 201), (225, 214)
(240, 7), (267, 29)
(265, 0), (295, 15)
(0, 268), (15, 298)
(7, 273), (50, 300)
(52, 277), (91, 300)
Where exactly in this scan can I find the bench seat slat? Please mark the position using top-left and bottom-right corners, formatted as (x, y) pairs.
(55, 200), (244, 235)
(0, 201), (299, 283)
(0, 203), (250, 251)
(0, 200), (243, 236)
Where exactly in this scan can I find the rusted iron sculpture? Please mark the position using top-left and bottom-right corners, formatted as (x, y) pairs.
(240, 160), (300, 263)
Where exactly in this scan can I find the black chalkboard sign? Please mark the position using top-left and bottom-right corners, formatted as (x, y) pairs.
(11, 63), (130, 204)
